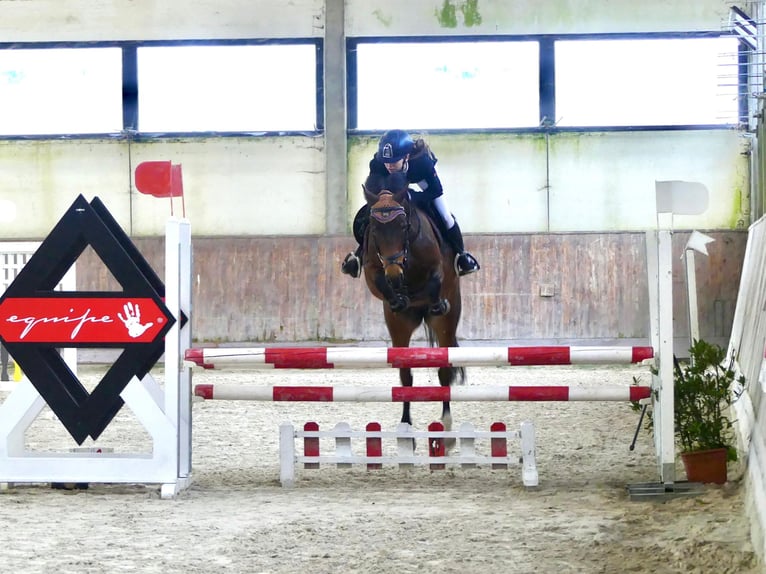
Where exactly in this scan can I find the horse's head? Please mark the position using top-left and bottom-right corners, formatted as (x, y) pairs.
(364, 173), (411, 288)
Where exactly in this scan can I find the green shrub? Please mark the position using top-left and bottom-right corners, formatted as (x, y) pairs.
(674, 339), (743, 461)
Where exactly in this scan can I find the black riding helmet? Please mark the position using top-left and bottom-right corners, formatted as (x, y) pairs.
(377, 129), (415, 164)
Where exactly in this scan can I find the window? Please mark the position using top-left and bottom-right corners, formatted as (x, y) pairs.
(353, 41), (539, 130)
(137, 43), (319, 132)
(0, 48), (122, 135)
(555, 37), (740, 127)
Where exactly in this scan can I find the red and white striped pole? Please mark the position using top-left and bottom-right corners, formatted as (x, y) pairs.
(194, 384), (651, 402)
(185, 345), (654, 369)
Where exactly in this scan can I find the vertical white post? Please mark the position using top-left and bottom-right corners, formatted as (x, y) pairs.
(458, 422), (476, 468)
(684, 248), (700, 349)
(334, 422), (352, 468)
(683, 231), (714, 360)
(164, 218), (193, 483)
(520, 421), (539, 487)
(279, 422), (296, 488)
(396, 422), (414, 468)
(648, 222), (676, 485)
(650, 181), (709, 485)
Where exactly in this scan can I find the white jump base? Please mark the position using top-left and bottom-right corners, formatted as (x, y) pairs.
(279, 420), (538, 488)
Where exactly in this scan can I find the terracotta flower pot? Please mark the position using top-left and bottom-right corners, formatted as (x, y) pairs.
(681, 448), (728, 484)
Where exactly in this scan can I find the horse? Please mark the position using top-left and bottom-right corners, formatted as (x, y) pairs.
(361, 170), (466, 439)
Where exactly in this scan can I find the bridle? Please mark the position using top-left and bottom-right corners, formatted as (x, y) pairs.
(369, 192), (413, 274)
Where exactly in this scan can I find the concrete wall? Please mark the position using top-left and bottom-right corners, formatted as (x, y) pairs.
(0, 0), (325, 41)
(348, 130), (749, 233)
(0, 0), (728, 43)
(0, 129), (746, 239)
(346, 0), (729, 36)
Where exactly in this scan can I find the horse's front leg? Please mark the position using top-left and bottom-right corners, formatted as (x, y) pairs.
(398, 366), (418, 452)
(399, 366), (413, 426)
(373, 272), (409, 312)
(425, 274), (449, 316)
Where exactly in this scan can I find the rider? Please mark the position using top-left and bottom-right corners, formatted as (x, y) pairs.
(341, 129), (480, 278)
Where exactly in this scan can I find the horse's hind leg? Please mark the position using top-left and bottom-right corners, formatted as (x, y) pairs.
(384, 309), (421, 439)
(429, 312), (465, 451)
(437, 366), (455, 450)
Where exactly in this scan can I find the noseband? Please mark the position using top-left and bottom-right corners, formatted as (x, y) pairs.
(370, 192), (410, 271)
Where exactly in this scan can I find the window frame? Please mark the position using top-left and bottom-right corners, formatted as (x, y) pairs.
(0, 43), (124, 137)
(347, 31), (745, 136)
(0, 38), (324, 140)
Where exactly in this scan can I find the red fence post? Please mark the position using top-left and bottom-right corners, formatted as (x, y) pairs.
(490, 421), (507, 469)
(428, 421), (445, 470)
(366, 422), (382, 470)
(304, 421), (319, 469)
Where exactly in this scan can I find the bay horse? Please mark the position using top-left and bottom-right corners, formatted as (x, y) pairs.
(361, 170), (466, 438)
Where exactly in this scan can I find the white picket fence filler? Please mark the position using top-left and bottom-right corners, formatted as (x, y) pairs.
(279, 420), (538, 488)
(0, 242), (77, 385)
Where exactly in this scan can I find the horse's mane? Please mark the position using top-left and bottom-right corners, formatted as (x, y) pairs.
(363, 171), (409, 205)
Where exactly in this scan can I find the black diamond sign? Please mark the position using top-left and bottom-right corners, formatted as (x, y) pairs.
(0, 195), (178, 444)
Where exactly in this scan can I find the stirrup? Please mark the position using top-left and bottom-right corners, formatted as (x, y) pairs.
(341, 252), (361, 278)
(455, 252), (480, 276)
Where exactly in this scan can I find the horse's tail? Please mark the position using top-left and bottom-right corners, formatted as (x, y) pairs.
(424, 323), (466, 385)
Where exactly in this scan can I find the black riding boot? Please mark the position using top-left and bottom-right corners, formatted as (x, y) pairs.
(341, 206), (370, 278)
(444, 222), (480, 276)
(341, 244), (363, 278)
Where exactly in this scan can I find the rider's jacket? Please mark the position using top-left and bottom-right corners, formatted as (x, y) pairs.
(368, 139), (444, 204)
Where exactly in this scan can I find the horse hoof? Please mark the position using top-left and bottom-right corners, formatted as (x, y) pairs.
(389, 295), (409, 312)
(429, 299), (450, 316)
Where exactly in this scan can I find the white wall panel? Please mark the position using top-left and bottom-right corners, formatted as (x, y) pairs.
(0, 137), (325, 238)
(129, 137), (326, 236)
(0, 0), (324, 42)
(0, 140), (131, 238)
(548, 130), (748, 231)
(346, 0), (729, 37)
(348, 130), (748, 234)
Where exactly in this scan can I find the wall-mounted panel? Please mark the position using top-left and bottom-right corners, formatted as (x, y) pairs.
(0, 0), (325, 42)
(548, 130), (749, 231)
(129, 137), (326, 236)
(348, 130), (749, 234)
(0, 140), (131, 238)
(0, 136), (325, 238)
(348, 133), (550, 233)
(346, 0), (729, 37)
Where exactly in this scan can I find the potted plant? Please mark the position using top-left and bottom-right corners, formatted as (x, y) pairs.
(631, 338), (743, 484)
(673, 339), (743, 484)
